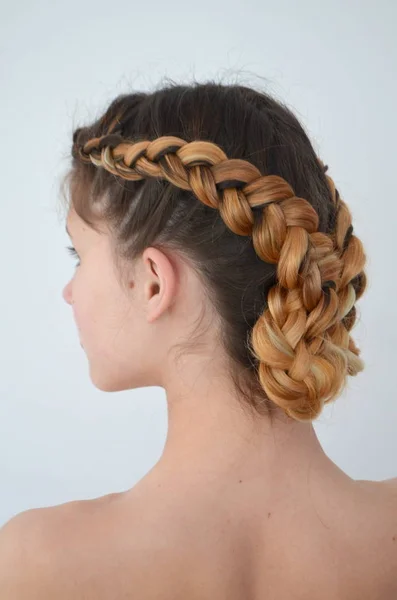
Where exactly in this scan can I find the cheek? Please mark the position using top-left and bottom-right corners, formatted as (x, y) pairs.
(71, 269), (117, 343)
(70, 271), (97, 337)
(72, 299), (85, 338)
(69, 253), (134, 355)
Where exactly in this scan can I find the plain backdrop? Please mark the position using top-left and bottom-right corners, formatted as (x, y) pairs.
(1, 0), (396, 526)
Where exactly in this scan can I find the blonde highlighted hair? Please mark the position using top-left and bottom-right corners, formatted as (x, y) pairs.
(60, 79), (367, 422)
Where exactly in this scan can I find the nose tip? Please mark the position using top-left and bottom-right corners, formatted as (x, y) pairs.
(62, 281), (73, 305)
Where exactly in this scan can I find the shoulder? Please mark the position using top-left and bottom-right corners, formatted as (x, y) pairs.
(379, 477), (397, 513)
(354, 477), (397, 526)
(0, 506), (56, 599)
(356, 476), (397, 502)
(0, 496), (190, 600)
(381, 476), (397, 492)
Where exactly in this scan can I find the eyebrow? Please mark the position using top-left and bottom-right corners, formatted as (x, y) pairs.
(65, 224), (73, 238)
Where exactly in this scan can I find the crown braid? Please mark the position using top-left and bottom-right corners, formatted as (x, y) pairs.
(72, 129), (367, 422)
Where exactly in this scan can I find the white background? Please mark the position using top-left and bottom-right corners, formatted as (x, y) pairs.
(1, 0), (396, 525)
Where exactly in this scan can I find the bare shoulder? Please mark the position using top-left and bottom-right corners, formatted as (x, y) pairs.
(355, 476), (397, 502)
(0, 506), (59, 599)
(354, 476), (397, 526)
(1, 478), (396, 599)
(380, 476), (397, 492)
(0, 493), (189, 600)
(352, 477), (397, 580)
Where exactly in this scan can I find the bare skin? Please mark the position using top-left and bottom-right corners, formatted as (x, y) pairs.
(6, 206), (394, 598)
(27, 469), (397, 599)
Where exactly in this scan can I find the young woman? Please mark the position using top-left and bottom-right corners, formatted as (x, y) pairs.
(1, 80), (396, 599)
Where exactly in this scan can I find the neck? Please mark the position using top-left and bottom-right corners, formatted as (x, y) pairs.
(153, 357), (348, 490)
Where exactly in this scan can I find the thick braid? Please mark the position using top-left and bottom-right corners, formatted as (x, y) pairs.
(73, 132), (367, 422)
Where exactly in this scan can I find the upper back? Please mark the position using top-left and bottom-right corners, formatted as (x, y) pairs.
(22, 477), (397, 599)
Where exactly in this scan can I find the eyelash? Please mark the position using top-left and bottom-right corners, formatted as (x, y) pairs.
(66, 245), (80, 267)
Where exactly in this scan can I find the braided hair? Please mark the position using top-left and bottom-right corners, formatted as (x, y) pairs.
(61, 80), (367, 422)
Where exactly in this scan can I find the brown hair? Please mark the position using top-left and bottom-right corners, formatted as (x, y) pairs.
(59, 78), (367, 423)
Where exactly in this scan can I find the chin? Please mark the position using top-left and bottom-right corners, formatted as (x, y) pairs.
(85, 357), (151, 392)
(92, 377), (149, 394)
(87, 367), (133, 392)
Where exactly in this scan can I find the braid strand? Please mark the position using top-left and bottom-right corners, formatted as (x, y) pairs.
(72, 133), (367, 422)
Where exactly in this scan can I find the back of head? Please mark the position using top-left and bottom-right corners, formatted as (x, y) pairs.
(60, 78), (367, 423)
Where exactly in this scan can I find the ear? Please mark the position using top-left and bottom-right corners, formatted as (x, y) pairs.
(142, 247), (177, 324)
